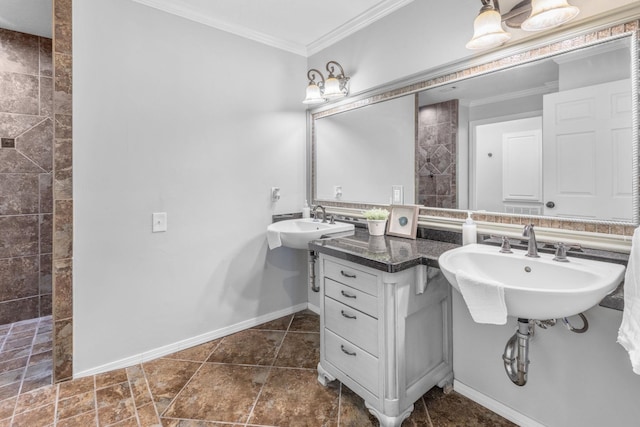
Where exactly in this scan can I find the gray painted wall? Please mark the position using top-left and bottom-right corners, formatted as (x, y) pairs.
(73, 0), (309, 373)
(311, 0), (640, 425)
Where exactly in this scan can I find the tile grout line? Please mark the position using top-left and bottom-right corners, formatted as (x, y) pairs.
(336, 382), (343, 427)
(423, 396), (435, 427)
(148, 339), (223, 423)
(136, 363), (162, 425)
(10, 318), (39, 421)
(123, 368), (141, 427)
(243, 314), (295, 427)
(93, 373), (99, 426)
(1, 317), (48, 425)
(52, 381), (59, 427)
(5, 322), (24, 424)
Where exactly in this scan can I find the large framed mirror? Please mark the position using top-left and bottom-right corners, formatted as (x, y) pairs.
(310, 28), (639, 228)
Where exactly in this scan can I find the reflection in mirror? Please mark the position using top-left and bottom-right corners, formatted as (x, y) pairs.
(315, 96), (415, 204)
(418, 36), (632, 221)
(312, 34), (637, 224)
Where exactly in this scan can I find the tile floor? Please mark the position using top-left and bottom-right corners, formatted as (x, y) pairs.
(0, 316), (53, 402)
(0, 310), (515, 426)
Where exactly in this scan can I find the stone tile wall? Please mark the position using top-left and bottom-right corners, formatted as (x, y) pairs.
(0, 29), (54, 325)
(417, 100), (458, 208)
(52, 0), (73, 383)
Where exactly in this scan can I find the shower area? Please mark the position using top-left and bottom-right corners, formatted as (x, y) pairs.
(0, 28), (54, 391)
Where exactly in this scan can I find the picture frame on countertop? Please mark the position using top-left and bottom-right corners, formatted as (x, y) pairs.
(386, 205), (419, 239)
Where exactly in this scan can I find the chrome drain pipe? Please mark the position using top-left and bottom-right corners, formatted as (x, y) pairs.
(309, 251), (319, 292)
(503, 318), (531, 386)
(502, 313), (589, 386)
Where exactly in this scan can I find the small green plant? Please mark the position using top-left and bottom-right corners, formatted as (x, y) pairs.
(362, 208), (390, 221)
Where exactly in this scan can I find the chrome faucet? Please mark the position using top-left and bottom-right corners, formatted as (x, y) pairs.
(522, 224), (540, 258)
(312, 205), (327, 223)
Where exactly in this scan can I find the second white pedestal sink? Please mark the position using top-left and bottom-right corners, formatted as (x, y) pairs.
(267, 218), (354, 250)
(438, 244), (625, 319)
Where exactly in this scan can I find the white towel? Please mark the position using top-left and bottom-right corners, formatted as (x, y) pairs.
(456, 269), (507, 325)
(618, 228), (640, 375)
(267, 229), (282, 250)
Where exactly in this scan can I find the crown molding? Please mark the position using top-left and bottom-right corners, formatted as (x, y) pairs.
(131, 0), (308, 56)
(306, 0), (416, 56)
(132, 0), (415, 57)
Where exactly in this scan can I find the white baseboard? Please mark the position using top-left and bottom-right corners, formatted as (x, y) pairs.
(307, 302), (320, 314)
(74, 302), (309, 378)
(453, 380), (546, 427)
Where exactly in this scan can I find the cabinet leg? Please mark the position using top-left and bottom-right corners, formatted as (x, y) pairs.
(437, 372), (454, 394)
(365, 401), (413, 427)
(317, 363), (336, 387)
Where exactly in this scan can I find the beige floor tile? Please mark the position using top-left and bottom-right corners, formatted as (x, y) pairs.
(0, 316), (514, 426)
(251, 315), (293, 331)
(424, 387), (516, 427)
(58, 375), (94, 399)
(206, 330), (284, 366)
(162, 340), (221, 362)
(249, 367), (339, 427)
(338, 385), (378, 427)
(56, 390), (95, 421)
(95, 368), (128, 389)
(163, 363), (269, 424)
(273, 332), (319, 369)
(55, 410), (98, 427)
(11, 402), (55, 427)
(97, 397), (136, 426)
(126, 364), (153, 408)
(143, 358), (201, 415)
(14, 385), (56, 414)
(289, 310), (320, 333)
(0, 397), (16, 420)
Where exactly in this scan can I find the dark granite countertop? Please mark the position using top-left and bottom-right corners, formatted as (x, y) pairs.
(308, 228), (459, 273)
(309, 226), (627, 312)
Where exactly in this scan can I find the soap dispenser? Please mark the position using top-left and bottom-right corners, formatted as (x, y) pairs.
(462, 212), (477, 245)
(302, 200), (310, 218)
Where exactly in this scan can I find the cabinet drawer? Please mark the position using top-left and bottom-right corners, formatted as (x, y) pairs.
(325, 278), (378, 318)
(324, 259), (378, 296)
(325, 297), (378, 356)
(324, 329), (378, 395)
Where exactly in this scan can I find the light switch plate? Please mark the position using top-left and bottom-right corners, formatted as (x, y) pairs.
(392, 185), (404, 204)
(152, 212), (167, 232)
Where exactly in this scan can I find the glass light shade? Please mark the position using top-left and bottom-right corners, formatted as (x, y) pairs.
(323, 77), (344, 99)
(521, 0), (579, 31)
(302, 83), (325, 104)
(466, 8), (511, 50)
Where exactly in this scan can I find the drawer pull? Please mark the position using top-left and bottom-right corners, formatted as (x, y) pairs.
(341, 310), (357, 319)
(340, 290), (357, 299)
(340, 270), (356, 279)
(340, 345), (357, 356)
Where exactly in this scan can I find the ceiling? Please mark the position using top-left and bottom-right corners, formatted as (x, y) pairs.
(0, 0), (589, 56)
(132, 0), (416, 56)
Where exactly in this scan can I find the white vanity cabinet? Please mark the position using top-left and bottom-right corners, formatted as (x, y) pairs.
(316, 254), (453, 427)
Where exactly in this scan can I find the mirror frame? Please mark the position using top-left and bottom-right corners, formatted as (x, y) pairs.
(308, 18), (640, 250)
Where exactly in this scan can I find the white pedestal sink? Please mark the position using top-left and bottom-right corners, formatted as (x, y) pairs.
(438, 243), (625, 319)
(267, 218), (354, 250)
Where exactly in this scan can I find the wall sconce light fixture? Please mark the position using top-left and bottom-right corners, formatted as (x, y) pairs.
(302, 61), (350, 105)
(466, 0), (579, 50)
(466, 0), (511, 50)
(521, 0), (579, 32)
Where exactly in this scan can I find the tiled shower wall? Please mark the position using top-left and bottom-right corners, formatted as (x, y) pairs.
(52, 0), (74, 383)
(0, 29), (54, 324)
(416, 100), (458, 208)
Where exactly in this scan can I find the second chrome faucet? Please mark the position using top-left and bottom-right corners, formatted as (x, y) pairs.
(522, 224), (540, 258)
